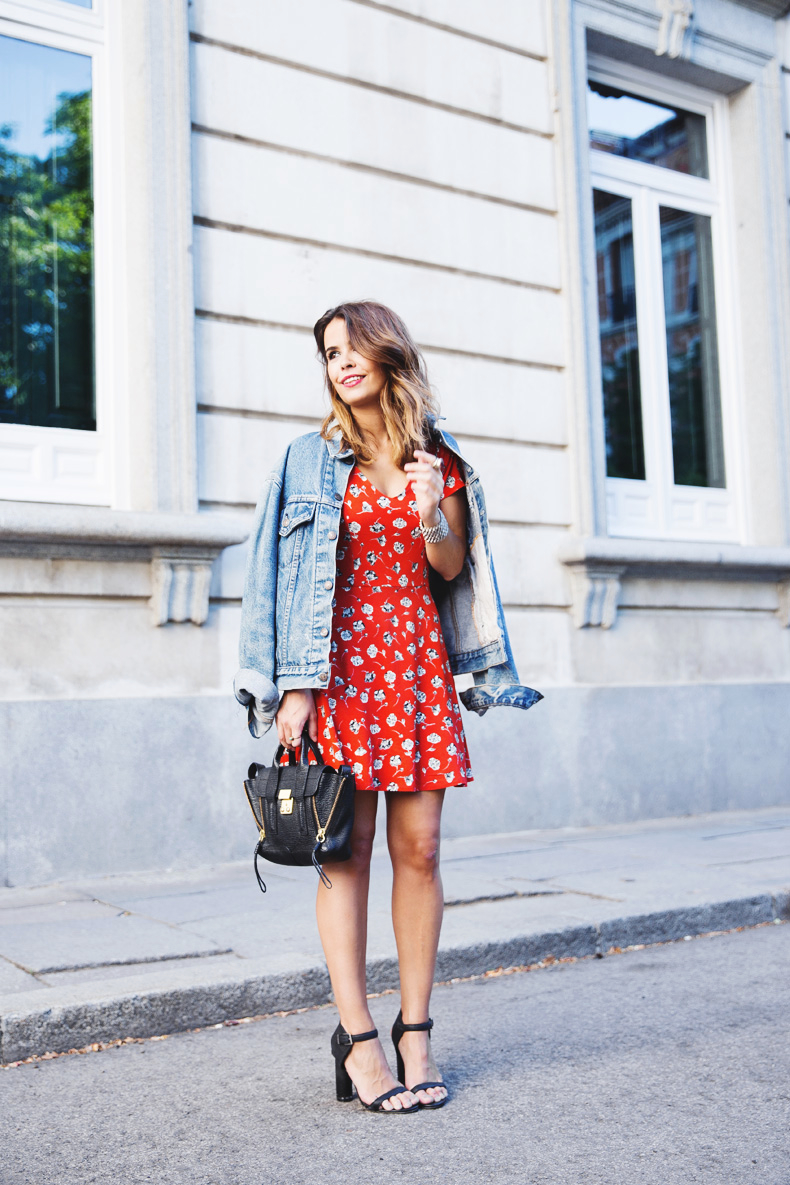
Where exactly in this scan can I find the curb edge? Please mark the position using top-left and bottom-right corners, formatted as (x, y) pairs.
(1, 893), (785, 1064)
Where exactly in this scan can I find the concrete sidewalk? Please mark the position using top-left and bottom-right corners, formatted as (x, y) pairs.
(2, 806), (788, 1064)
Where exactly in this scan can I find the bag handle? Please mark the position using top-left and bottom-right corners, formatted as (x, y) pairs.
(272, 730), (324, 768)
(299, 730), (324, 767)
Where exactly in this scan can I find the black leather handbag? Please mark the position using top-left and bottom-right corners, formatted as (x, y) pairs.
(244, 732), (356, 893)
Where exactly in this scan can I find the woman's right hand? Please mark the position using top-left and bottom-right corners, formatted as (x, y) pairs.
(276, 689), (318, 751)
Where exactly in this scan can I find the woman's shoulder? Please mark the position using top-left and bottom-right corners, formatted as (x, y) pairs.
(288, 430), (324, 453)
(270, 431), (329, 488)
(431, 423), (462, 457)
(431, 426), (464, 464)
(434, 438), (466, 495)
(280, 430), (330, 467)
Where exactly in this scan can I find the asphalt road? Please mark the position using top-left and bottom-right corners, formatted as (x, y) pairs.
(2, 924), (789, 1185)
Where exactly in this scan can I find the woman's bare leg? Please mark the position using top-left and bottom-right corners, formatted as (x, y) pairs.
(386, 789), (448, 1106)
(316, 791), (416, 1111)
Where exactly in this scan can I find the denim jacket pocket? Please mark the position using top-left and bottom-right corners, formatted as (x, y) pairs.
(279, 499), (317, 536)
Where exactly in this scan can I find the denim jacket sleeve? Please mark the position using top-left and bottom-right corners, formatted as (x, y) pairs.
(234, 461), (284, 738)
(458, 558), (543, 716)
(433, 427), (543, 717)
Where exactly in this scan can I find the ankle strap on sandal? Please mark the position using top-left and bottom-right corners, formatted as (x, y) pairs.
(337, 1027), (378, 1046)
(398, 1018), (433, 1032)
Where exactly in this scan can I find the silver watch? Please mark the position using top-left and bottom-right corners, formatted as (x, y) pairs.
(420, 508), (449, 544)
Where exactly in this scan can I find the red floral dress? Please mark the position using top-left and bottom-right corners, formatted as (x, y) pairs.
(313, 444), (473, 792)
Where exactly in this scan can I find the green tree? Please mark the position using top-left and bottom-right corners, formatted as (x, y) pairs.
(0, 88), (94, 430)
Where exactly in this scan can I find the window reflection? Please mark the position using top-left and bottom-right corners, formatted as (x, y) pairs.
(593, 189), (646, 481)
(588, 81), (708, 178)
(660, 208), (725, 488)
(0, 35), (95, 431)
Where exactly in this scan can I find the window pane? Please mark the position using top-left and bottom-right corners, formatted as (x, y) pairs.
(0, 36), (95, 431)
(588, 81), (708, 179)
(61, 1), (92, 7)
(593, 189), (646, 481)
(660, 207), (725, 489)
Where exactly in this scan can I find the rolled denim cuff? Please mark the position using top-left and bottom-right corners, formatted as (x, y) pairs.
(234, 668), (280, 718)
(459, 684), (544, 717)
(248, 699), (275, 739)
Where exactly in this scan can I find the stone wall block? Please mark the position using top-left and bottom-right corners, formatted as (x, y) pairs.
(193, 226), (565, 366)
(192, 133), (560, 289)
(190, 42), (556, 210)
(190, 0), (551, 129)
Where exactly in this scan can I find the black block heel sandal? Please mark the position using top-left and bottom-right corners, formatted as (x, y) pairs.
(331, 1023), (419, 1114)
(391, 1010), (448, 1110)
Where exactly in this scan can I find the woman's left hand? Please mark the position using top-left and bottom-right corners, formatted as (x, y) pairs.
(404, 449), (444, 526)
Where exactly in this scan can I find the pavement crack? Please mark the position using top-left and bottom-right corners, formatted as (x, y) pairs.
(30, 948), (236, 976)
(705, 855), (790, 866)
(441, 846), (559, 864)
(88, 896), (219, 936)
(548, 885), (626, 903)
(444, 889), (565, 908)
(505, 878), (626, 903)
(0, 953), (48, 984)
(700, 824), (790, 839)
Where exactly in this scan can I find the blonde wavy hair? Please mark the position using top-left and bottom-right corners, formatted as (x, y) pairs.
(314, 301), (440, 468)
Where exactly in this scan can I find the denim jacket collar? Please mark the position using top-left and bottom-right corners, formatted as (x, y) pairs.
(324, 433), (354, 461)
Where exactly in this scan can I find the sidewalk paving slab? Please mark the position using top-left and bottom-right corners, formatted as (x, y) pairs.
(1, 806), (788, 1064)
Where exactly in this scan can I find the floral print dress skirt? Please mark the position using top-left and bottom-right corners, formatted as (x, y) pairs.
(313, 443), (473, 793)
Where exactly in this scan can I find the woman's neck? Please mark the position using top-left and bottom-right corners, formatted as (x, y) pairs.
(352, 406), (390, 460)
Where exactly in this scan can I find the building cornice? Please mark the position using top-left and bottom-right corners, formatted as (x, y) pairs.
(558, 536), (790, 628)
(731, 0), (790, 18)
(0, 503), (250, 625)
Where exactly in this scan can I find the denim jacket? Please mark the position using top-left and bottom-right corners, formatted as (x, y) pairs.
(235, 424), (542, 737)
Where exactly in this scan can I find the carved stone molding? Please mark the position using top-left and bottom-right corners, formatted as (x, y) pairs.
(656, 0), (693, 58)
(150, 549), (216, 626)
(559, 537), (790, 629)
(567, 563), (626, 629)
(0, 502), (249, 626)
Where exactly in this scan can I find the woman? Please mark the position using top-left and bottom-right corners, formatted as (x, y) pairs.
(235, 301), (541, 1114)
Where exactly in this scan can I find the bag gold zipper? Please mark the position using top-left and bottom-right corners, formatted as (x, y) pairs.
(312, 775), (346, 845)
(244, 784), (265, 840)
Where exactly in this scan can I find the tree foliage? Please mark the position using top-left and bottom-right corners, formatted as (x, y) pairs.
(0, 88), (95, 429)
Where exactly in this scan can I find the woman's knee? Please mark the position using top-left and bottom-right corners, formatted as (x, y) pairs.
(347, 837), (374, 873)
(391, 830), (441, 878)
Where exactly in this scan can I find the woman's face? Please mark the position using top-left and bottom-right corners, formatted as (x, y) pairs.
(324, 317), (387, 411)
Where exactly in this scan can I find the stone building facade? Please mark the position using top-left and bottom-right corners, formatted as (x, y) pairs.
(1, 0), (789, 885)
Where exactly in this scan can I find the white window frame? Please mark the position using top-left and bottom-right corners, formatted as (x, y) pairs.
(0, 0), (114, 506)
(588, 56), (744, 543)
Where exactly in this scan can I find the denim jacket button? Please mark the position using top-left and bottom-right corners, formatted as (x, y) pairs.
(329, 532), (337, 541)
(324, 579), (333, 590)
(321, 627), (329, 637)
(319, 671), (329, 681)
(334, 492), (343, 501)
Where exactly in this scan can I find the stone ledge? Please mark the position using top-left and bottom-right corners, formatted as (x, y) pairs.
(558, 536), (790, 628)
(732, 0), (790, 16)
(0, 502), (250, 625)
(1, 895), (786, 1064)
